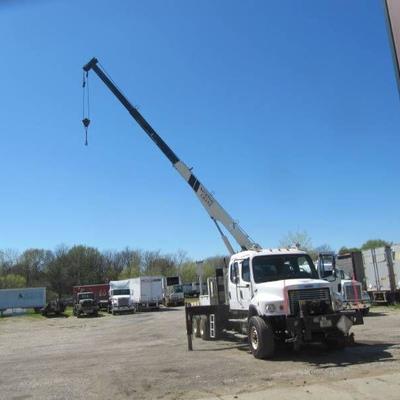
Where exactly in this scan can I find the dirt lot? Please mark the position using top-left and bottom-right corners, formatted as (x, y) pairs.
(1, 307), (400, 400)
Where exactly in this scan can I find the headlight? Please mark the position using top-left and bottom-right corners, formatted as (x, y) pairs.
(265, 304), (276, 313)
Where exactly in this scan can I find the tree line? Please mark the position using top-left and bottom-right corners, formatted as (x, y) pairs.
(0, 246), (225, 299)
(1, 234), (392, 299)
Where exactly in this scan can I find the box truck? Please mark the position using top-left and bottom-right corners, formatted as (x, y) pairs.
(130, 276), (163, 309)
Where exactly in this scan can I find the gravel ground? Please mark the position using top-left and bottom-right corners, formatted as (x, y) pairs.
(0, 307), (399, 400)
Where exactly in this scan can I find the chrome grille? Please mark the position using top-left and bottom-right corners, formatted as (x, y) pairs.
(118, 297), (130, 307)
(288, 288), (331, 315)
(344, 284), (362, 301)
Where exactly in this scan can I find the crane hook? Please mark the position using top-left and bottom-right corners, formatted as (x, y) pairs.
(82, 117), (90, 146)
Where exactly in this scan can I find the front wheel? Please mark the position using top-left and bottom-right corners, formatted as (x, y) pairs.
(248, 316), (275, 359)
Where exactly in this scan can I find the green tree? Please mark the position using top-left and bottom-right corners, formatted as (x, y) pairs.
(118, 248), (142, 279)
(361, 239), (391, 251)
(14, 248), (53, 286)
(0, 274), (26, 289)
(338, 246), (360, 255)
(279, 230), (313, 252)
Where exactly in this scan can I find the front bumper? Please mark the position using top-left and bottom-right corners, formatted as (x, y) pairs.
(113, 305), (134, 311)
(286, 310), (363, 342)
(342, 300), (370, 310)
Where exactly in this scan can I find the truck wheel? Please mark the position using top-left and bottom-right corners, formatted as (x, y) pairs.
(362, 308), (369, 316)
(200, 316), (211, 341)
(248, 316), (275, 359)
(112, 310), (116, 316)
(193, 316), (201, 338)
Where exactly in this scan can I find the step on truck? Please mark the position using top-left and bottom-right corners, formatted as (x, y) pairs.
(82, 57), (364, 358)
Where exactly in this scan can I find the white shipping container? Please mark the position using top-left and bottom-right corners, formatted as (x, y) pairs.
(0, 287), (46, 311)
(129, 276), (163, 305)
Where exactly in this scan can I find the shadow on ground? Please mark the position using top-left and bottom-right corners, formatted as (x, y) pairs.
(192, 333), (398, 368)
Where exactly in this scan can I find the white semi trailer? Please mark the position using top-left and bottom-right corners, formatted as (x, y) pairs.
(130, 276), (163, 309)
(82, 57), (364, 359)
(0, 287), (46, 315)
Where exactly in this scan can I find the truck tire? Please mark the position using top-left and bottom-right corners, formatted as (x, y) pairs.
(193, 316), (201, 338)
(248, 316), (275, 359)
(200, 316), (211, 341)
(362, 308), (369, 316)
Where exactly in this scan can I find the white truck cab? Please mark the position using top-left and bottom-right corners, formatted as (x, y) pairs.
(108, 280), (135, 315)
(228, 249), (333, 316)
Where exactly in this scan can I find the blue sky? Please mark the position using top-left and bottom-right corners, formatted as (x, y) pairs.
(0, 0), (399, 259)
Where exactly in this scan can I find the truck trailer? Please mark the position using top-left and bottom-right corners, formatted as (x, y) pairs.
(130, 276), (163, 309)
(362, 246), (400, 303)
(0, 287), (46, 315)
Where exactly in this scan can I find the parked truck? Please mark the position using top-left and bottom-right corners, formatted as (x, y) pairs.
(362, 245), (400, 303)
(130, 276), (163, 310)
(163, 276), (184, 306)
(73, 291), (98, 317)
(336, 251), (366, 289)
(83, 57), (364, 359)
(0, 287), (46, 315)
(108, 280), (135, 315)
(316, 252), (369, 315)
(73, 284), (110, 311)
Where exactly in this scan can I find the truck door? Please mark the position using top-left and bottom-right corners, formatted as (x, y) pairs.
(228, 259), (251, 311)
(237, 258), (252, 309)
(228, 261), (241, 310)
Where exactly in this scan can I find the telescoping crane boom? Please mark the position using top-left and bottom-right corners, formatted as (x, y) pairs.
(82, 58), (261, 255)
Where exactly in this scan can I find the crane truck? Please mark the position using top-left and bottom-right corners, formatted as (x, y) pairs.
(82, 57), (363, 359)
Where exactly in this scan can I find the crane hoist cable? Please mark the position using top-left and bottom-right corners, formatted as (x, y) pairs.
(82, 71), (90, 145)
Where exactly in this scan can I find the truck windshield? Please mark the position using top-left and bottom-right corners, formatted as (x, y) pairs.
(173, 285), (183, 293)
(112, 289), (130, 296)
(79, 293), (94, 300)
(252, 254), (318, 283)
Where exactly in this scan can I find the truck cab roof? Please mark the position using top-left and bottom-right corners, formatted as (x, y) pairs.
(231, 248), (307, 262)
